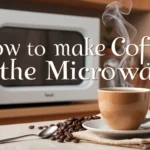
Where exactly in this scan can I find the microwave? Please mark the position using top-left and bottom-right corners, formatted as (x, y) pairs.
(0, 9), (100, 104)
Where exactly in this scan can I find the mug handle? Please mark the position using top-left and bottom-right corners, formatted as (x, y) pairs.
(143, 118), (150, 124)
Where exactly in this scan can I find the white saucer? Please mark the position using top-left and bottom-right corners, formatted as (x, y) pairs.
(82, 119), (150, 138)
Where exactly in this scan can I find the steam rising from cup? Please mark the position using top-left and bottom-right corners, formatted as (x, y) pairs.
(102, 0), (137, 87)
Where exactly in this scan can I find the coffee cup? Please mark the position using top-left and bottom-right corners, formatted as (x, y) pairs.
(98, 87), (150, 130)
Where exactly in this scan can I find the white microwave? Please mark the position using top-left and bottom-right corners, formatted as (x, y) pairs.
(0, 9), (100, 104)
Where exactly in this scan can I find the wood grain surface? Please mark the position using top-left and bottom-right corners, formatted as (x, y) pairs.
(18, 0), (150, 11)
(0, 101), (99, 125)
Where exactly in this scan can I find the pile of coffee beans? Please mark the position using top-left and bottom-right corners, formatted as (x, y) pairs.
(29, 115), (101, 143)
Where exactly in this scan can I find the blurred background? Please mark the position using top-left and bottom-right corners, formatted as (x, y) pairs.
(0, 0), (149, 125)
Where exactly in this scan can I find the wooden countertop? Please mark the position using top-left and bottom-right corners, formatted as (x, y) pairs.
(19, 0), (150, 11)
(0, 101), (99, 125)
(1, 112), (150, 149)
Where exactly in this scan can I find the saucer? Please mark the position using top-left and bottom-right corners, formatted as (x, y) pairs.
(82, 119), (150, 138)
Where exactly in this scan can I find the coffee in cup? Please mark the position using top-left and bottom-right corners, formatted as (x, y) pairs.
(98, 87), (150, 130)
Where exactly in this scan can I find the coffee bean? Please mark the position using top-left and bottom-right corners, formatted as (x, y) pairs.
(81, 120), (86, 123)
(73, 120), (78, 125)
(68, 128), (74, 132)
(68, 117), (75, 121)
(72, 138), (80, 143)
(76, 122), (81, 126)
(77, 117), (84, 121)
(64, 128), (68, 132)
(63, 122), (67, 127)
(66, 121), (72, 125)
(58, 139), (64, 143)
(56, 122), (63, 127)
(75, 126), (81, 130)
(65, 132), (73, 138)
(29, 115), (100, 144)
(29, 125), (34, 129)
(38, 126), (43, 130)
(72, 130), (78, 133)
(55, 134), (61, 139)
(68, 125), (73, 128)
(60, 126), (65, 130)
(50, 136), (56, 141)
(84, 119), (89, 122)
(65, 137), (72, 142)
(79, 128), (85, 131)
(58, 130), (63, 134)
(50, 124), (55, 127)
(60, 135), (66, 140)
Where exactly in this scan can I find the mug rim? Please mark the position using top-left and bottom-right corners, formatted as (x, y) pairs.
(98, 87), (150, 93)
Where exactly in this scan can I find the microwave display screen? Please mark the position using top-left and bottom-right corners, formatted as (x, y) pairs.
(0, 27), (85, 87)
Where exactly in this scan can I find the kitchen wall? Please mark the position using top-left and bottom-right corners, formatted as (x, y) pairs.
(0, 1), (149, 88)
(127, 12), (150, 59)
(100, 12), (150, 88)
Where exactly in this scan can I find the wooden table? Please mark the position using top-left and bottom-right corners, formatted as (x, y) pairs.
(0, 101), (99, 125)
(1, 111), (150, 149)
(19, 0), (150, 12)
